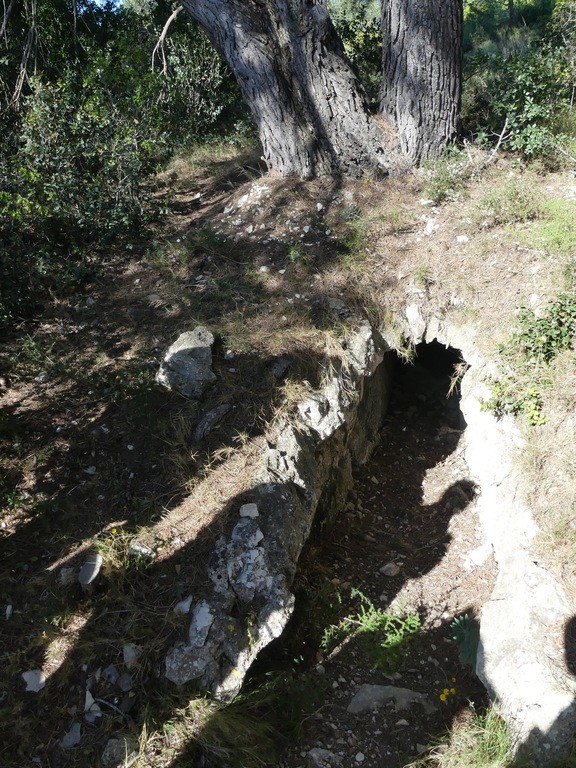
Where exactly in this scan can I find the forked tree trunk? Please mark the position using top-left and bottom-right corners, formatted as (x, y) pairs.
(381, 0), (463, 163)
(182, 0), (393, 177)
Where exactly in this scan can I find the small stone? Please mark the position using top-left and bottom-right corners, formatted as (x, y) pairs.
(22, 669), (46, 692)
(307, 747), (341, 766)
(316, 203), (324, 212)
(61, 722), (82, 749)
(128, 541), (155, 559)
(102, 664), (120, 685)
(123, 643), (141, 669)
(5, 604), (13, 620)
(84, 690), (102, 723)
(58, 567), (76, 587)
(78, 551), (103, 590)
(83, 466), (97, 475)
(239, 503), (259, 518)
(259, 265), (269, 273)
(101, 736), (138, 767)
(456, 235), (469, 243)
(224, 350), (235, 360)
(35, 371), (49, 383)
(380, 562), (401, 577)
(355, 753), (365, 763)
(174, 595), (194, 615)
(117, 672), (133, 692)
(395, 719), (409, 726)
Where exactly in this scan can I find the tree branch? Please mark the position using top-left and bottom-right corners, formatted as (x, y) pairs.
(151, 4), (183, 76)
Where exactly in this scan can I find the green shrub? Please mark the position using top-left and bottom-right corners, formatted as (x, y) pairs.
(464, 48), (570, 157)
(483, 291), (576, 425)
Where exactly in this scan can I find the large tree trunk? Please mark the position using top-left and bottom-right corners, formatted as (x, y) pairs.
(381, 0), (463, 163)
(182, 0), (394, 178)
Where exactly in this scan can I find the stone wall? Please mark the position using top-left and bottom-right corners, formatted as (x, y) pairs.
(165, 323), (394, 700)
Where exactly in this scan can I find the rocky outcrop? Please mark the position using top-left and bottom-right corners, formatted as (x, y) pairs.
(403, 304), (576, 766)
(165, 323), (394, 699)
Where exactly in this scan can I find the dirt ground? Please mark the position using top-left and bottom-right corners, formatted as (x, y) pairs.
(1, 143), (575, 767)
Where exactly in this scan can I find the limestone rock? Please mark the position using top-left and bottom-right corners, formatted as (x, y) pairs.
(61, 722), (82, 749)
(193, 404), (231, 441)
(156, 327), (216, 399)
(22, 669), (46, 692)
(78, 551), (102, 592)
(164, 325), (392, 700)
(101, 736), (138, 768)
(307, 747), (342, 766)
(123, 643), (141, 669)
(347, 683), (435, 715)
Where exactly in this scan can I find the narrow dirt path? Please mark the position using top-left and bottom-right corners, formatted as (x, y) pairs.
(278, 345), (497, 768)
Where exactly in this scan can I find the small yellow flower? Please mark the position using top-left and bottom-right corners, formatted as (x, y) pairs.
(439, 693), (447, 702)
(450, 687), (457, 695)
(451, 677), (457, 683)
(443, 688), (450, 696)
(110, 528), (117, 535)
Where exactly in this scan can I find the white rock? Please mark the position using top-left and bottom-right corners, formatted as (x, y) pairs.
(5, 604), (13, 620)
(259, 265), (269, 273)
(22, 669), (46, 692)
(456, 235), (469, 243)
(123, 643), (142, 669)
(84, 690), (102, 723)
(101, 736), (138, 767)
(128, 540), (155, 559)
(239, 503), (259, 518)
(78, 552), (103, 588)
(316, 203), (324, 212)
(355, 753), (365, 763)
(61, 722), (82, 749)
(380, 562), (401, 577)
(58, 567), (76, 587)
(174, 595), (194, 615)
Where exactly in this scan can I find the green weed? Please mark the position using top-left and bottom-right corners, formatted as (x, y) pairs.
(528, 199), (576, 256)
(321, 588), (420, 673)
(423, 148), (468, 205)
(483, 291), (576, 425)
(476, 177), (542, 226)
(410, 706), (515, 768)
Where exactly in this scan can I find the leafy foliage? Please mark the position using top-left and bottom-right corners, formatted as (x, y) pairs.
(327, 0), (381, 101)
(483, 289), (576, 425)
(450, 613), (480, 667)
(322, 588), (421, 673)
(462, 1), (575, 158)
(0, 0), (239, 328)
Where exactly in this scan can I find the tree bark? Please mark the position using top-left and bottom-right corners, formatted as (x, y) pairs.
(381, 0), (463, 163)
(182, 0), (393, 178)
